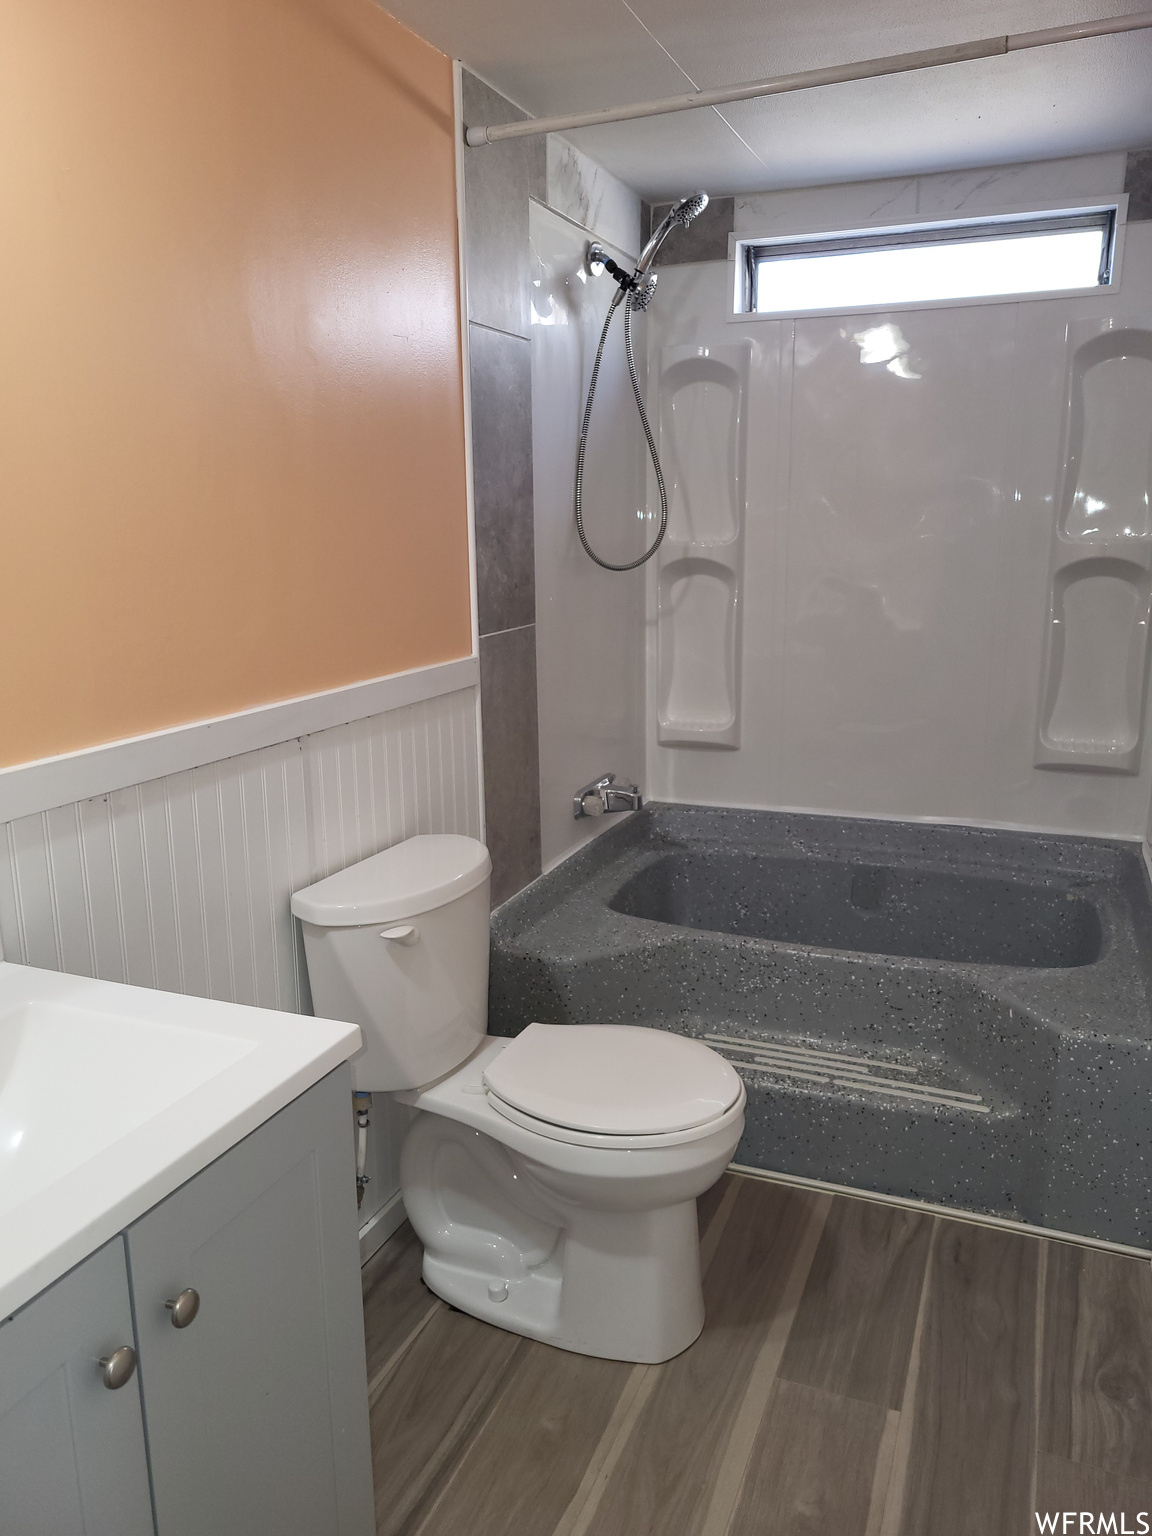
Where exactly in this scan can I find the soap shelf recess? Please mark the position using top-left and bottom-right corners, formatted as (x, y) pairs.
(1035, 321), (1152, 774)
(654, 342), (750, 749)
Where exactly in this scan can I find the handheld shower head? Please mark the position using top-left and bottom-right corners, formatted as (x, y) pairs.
(671, 191), (709, 227)
(628, 272), (659, 312)
(576, 188), (709, 572)
(635, 190), (711, 272)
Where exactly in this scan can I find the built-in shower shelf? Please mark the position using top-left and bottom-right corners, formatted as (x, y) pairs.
(1035, 320), (1152, 774)
(657, 535), (741, 559)
(1035, 548), (1152, 772)
(1053, 532), (1152, 555)
(655, 342), (750, 750)
(656, 556), (740, 747)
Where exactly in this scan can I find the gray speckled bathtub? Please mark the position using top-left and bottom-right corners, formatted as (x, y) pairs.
(489, 803), (1152, 1248)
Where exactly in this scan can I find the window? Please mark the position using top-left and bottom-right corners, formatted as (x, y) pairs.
(737, 209), (1117, 316)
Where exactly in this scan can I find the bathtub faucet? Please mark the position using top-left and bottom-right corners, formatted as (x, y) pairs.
(574, 773), (643, 819)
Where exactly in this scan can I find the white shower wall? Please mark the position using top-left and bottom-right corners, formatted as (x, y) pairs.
(644, 218), (1152, 839)
(530, 198), (647, 868)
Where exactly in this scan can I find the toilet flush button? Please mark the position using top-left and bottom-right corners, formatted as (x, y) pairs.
(488, 1280), (509, 1303)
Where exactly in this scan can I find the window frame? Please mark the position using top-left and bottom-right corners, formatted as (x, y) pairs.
(728, 197), (1128, 321)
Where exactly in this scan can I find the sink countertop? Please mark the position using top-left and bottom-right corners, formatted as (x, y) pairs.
(0, 962), (361, 1318)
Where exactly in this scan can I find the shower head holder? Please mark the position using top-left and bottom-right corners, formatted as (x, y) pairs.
(587, 241), (648, 299)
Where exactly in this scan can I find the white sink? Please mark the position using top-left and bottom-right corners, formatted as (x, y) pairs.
(0, 963), (360, 1317)
(0, 1000), (254, 1220)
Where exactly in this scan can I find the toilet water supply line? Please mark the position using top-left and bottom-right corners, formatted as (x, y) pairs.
(354, 1091), (371, 1208)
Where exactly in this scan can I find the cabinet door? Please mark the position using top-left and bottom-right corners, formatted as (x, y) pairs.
(126, 1066), (373, 1536)
(0, 1238), (155, 1536)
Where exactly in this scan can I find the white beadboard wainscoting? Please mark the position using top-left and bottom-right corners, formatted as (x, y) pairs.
(0, 681), (483, 1258)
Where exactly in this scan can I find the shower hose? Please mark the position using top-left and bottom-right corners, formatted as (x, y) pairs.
(574, 286), (668, 572)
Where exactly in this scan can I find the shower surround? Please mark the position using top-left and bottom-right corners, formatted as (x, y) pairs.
(642, 174), (1152, 841)
(489, 803), (1152, 1249)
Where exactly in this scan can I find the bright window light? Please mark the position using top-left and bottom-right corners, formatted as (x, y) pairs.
(746, 212), (1115, 316)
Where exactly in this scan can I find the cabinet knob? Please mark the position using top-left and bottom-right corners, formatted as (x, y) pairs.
(165, 1288), (201, 1329)
(98, 1345), (138, 1390)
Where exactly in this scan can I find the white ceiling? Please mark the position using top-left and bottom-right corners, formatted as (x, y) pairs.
(381, 0), (1152, 200)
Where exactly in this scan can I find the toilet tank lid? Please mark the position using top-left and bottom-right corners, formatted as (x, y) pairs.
(291, 835), (491, 927)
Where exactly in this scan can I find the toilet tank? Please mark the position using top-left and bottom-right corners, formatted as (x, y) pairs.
(291, 835), (492, 1090)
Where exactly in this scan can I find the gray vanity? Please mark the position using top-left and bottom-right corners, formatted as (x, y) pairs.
(0, 1069), (373, 1535)
(0, 961), (374, 1536)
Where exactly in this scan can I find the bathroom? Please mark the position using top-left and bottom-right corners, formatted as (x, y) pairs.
(2, 0), (1152, 1531)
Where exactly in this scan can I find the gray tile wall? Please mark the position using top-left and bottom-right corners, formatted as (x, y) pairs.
(1125, 149), (1152, 221)
(641, 196), (735, 264)
(462, 71), (545, 904)
(469, 325), (535, 637)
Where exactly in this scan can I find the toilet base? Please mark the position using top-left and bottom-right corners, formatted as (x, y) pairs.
(401, 1109), (714, 1364)
(419, 1199), (705, 1364)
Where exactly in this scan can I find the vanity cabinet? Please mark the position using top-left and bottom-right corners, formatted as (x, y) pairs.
(127, 1065), (373, 1536)
(0, 1239), (154, 1536)
(0, 1067), (374, 1536)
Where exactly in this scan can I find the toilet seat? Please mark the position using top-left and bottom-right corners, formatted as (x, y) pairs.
(481, 1022), (742, 1139)
(483, 1087), (746, 1148)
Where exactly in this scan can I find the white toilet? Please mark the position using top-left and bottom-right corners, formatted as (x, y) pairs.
(291, 834), (745, 1363)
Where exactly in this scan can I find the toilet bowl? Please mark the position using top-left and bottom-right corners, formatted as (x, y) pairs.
(291, 835), (745, 1363)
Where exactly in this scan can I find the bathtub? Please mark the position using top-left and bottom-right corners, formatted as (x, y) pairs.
(489, 803), (1152, 1249)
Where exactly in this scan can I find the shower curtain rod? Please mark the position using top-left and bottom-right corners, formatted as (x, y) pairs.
(463, 10), (1152, 146)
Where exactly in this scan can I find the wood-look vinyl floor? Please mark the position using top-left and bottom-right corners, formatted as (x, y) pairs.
(362, 1173), (1152, 1536)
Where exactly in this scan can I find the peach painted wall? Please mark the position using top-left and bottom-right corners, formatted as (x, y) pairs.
(0, 0), (471, 768)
